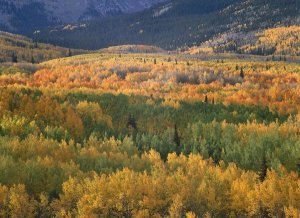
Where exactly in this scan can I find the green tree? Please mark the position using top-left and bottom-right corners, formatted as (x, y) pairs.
(174, 124), (181, 155)
(259, 154), (268, 182)
(127, 114), (137, 131)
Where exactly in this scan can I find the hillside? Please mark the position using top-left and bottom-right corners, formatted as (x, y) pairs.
(36, 0), (300, 50)
(99, 44), (165, 53)
(194, 26), (300, 56)
(0, 31), (87, 63)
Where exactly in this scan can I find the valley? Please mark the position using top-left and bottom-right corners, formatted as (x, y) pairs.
(0, 48), (299, 216)
(0, 0), (299, 217)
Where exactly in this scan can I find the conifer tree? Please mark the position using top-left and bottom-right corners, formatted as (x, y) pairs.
(31, 54), (35, 64)
(11, 52), (18, 63)
(173, 124), (181, 155)
(67, 48), (72, 57)
(204, 95), (208, 104)
(240, 68), (245, 79)
(127, 114), (137, 131)
(259, 154), (268, 182)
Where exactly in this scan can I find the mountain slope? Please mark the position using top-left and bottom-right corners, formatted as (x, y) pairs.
(0, 0), (166, 34)
(36, 0), (300, 50)
(195, 26), (300, 56)
(0, 31), (87, 63)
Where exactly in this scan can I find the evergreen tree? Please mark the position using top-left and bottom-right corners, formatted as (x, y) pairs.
(259, 154), (268, 182)
(11, 52), (18, 63)
(127, 114), (137, 131)
(154, 59), (157, 65)
(67, 48), (72, 57)
(31, 54), (35, 64)
(204, 95), (208, 104)
(240, 68), (245, 79)
(173, 124), (181, 155)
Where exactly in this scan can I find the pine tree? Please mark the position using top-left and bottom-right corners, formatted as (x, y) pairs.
(240, 68), (245, 79)
(31, 54), (35, 64)
(11, 52), (18, 63)
(67, 48), (72, 57)
(154, 59), (157, 65)
(259, 154), (268, 182)
(173, 124), (181, 155)
(127, 114), (137, 131)
(204, 95), (208, 104)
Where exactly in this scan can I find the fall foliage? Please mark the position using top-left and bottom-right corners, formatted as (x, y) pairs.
(0, 52), (299, 217)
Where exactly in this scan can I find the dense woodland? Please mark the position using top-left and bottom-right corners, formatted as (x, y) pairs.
(0, 51), (299, 217)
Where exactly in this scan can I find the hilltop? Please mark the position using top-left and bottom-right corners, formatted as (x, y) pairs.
(99, 44), (165, 54)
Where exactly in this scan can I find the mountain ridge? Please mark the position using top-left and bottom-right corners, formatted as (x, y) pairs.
(35, 0), (300, 50)
(0, 0), (167, 34)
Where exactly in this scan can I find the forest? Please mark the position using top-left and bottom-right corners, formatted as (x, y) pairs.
(0, 51), (298, 217)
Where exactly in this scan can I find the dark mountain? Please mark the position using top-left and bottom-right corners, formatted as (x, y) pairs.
(35, 0), (300, 50)
(0, 0), (166, 35)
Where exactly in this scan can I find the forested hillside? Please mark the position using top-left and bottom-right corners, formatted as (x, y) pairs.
(197, 26), (300, 56)
(0, 31), (87, 63)
(36, 0), (300, 50)
(0, 52), (299, 216)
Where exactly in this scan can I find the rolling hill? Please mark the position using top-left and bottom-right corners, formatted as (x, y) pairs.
(0, 31), (87, 63)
